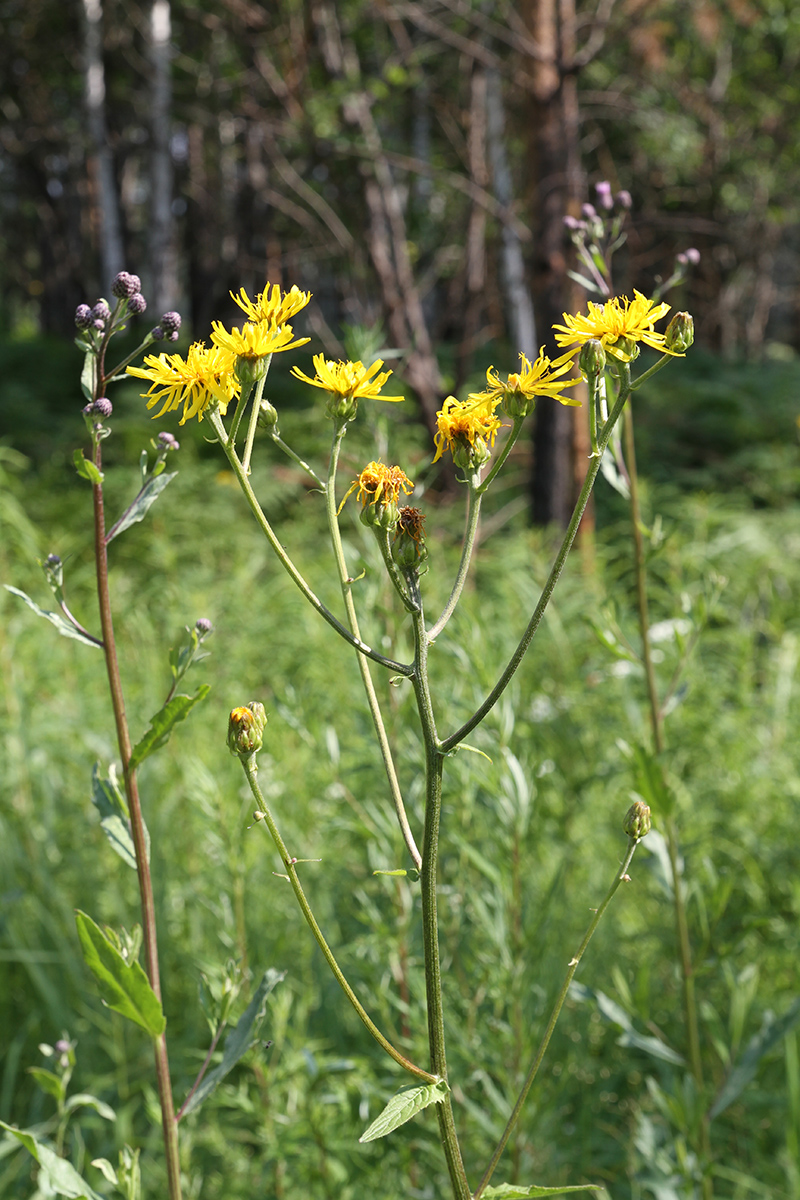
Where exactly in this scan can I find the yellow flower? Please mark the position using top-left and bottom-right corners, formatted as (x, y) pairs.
(291, 355), (404, 402)
(432, 393), (504, 464)
(342, 461), (414, 510)
(231, 283), (312, 327)
(473, 349), (582, 416)
(210, 320), (310, 360)
(127, 342), (238, 424)
(553, 290), (679, 362)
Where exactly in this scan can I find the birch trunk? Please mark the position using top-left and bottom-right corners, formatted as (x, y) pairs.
(82, 0), (124, 292)
(149, 0), (177, 314)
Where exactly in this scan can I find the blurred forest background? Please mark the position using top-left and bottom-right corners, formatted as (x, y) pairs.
(3, 3), (800, 1200)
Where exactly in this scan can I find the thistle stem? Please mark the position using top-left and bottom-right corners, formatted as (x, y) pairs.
(91, 439), (182, 1200)
(240, 756), (434, 1082)
(325, 424), (421, 870)
(474, 836), (641, 1199)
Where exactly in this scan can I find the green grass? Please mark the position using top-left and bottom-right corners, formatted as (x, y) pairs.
(1, 344), (799, 1198)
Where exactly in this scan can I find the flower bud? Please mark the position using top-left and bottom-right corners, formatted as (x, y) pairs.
(610, 335), (639, 362)
(563, 215), (582, 231)
(452, 434), (491, 472)
(582, 203), (597, 220)
(112, 271), (138, 299)
(257, 398), (279, 429)
(227, 702), (267, 757)
(234, 353), (271, 389)
(195, 617), (212, 635)
(623, 800), (651, 841)
(44, 554), (63, 588)
(595, 180), (613, 209)
(93, 397), (113, 418)
(665, 311), (694, 353)
(158, 431), (180, 451)
(160, 311), (181, 336)
(578, 338), (606, 377)
(150, 326), (164, 341)
(75, 303), (92, 329)
(128, 293), (147, 315)
(91, 300), (111, 323)
(616, 190), (632, 209)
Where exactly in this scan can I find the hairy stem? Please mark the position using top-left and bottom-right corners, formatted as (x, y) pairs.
(428, 476), (483, 641)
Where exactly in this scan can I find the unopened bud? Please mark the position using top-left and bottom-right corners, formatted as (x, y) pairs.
(579, 338), (606, 377)
(75, 304), (92, 329)
(665, 311), (694, 353)
(234, 354), (270, 389)
(93, 397), (113, 418)
(91, 300), (111, 324)
(616, 190), (632, 209)
(195, 617), (212, 635)
(623, 800), (651, 841)
(112, 272), (138, 299)
(128, 293), (147, 315)
(150, 326), (164, 341)
(595, 180), (613, 209)
(452, 434), (491, 472)
(160, 311), (181, 335)
(257, 398), (279, 429)
(227, 702), (268, 757)
(158, 431), (180, 451)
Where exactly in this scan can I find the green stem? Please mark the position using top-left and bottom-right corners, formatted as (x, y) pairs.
(92, 439), (182, 1200)
(441, 378), (630, 753)
(477, 415), (524, 493)
(427, 477), (483, 641)
(474, 836), (641, 1200)
(206, 408), (412, 677)
(240, 756), (434, 1082)
(410, 604), (471, 1200)
(227, 380), (254, 451)
(270, 431), (325, 489)
(629, 352), (674, 391)
(375, 525), (418, 613)
(242, 367), (271, 474)
(325, 423), (421, 870)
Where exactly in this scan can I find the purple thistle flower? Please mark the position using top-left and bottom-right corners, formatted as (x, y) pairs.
(93, 397), (113, 417)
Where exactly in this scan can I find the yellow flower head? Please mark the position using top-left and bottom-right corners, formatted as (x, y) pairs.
(342, 460), (414, 511)
(231, 283), (312, 327)
(210, 320), (310, 361)
(127, 342), (238, 424)
(432, 393), (504, 465)
(473, 349), (582, 417)
(291, 355), (404, 419)
(553, 290), (679, 362)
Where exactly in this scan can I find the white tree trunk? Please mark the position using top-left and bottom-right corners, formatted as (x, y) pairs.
(82, 0), (124, 292)
(149, 0), (176, 313)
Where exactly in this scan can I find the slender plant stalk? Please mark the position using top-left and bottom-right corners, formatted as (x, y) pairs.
(240, 755), (435, 1082)
(623, 399), (710, 1197)
(91, 438), (182, 1200)
(206, 408), (411, 676)
(410, 602), (472, 1200)
(242, 369), (270, 474)
(325, 423), (422, 869)
(427, 478), (483, 641)
(473, 836), (641, 1199)
(270, 431), (325, 488)
(441, 377), (631, 753)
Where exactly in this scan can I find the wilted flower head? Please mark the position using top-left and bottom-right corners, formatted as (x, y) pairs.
(553, 291), (679, 362)
(127, 342), (238, 423)
(391, 505), (428, 570)
(341, 460), (413, 529)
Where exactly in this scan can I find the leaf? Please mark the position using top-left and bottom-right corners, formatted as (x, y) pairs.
(181, 968), (284, 1116)
(709, 997), (800, 1119)
(4, 586), (102, 650)
(27, 1067), (64, 1102)
(63, 1093), (116, 1122)
(75, 910), (165, 1037)
(358, 1079), (449, 1143)
(90, 763), (149, 869)
(632, 743), (673, 817)
(129, 686), (211, 771)
(0, 1120), (105, 1200)
(616, 1030), (685, 1066)
(73, 449), (104, 485)
(482, 1185), (603, 1198)
(106, 471), (178, 544)
(80, 348), (96, 403)
(571, 984), (684, 1066)
(90, 1158), (118, 1186)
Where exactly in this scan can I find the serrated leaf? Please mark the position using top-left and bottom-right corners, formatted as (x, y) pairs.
(106, 471), (178, 543)
(709, 997), (800, 1119)
(129, 685), (211, 770)
(4, 586), (102, 649)
(181, 968), (284, 1116)
(73, 449), (104, 485)
(482, 1184), (603, 1198)
(75, 911), (165, 1037)
(358, 1079), (449, 1143)
(0, 1120), (105, 1200)
(90, 762), (149, 869)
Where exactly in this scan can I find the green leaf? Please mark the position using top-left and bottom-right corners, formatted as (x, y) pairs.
(90, 762), (149, 869)
(616, 1029), (685, 1066)
(106, 472), (178, 543)
(0, 1120), (105, 1199)
(129, 686), (211, 771)
(27, 1067), (64, 1102)
(80, 348), (96, 403)
(90, 1158), (118, 1186)
(63, 1093), (116, 1122)
(75, 911), (165, 1037)
(73, 449), (104, 485)
(709, 996), (800, 1119)
(181, 968), (284, 1116)
(358, 1079), (449, 1143)
(482, 1184), (603, 1198)
(632, 743), (673, 816)
(4, 586), (102, 650)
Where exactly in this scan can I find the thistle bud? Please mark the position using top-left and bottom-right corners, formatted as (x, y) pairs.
(195, 617), (213, 635)
(75, 304), (92, 330)
(665, 311), (694, 353)
(160, 311), (181, 336)
(595, 180), (613, 210)
(616, 190), (632, 209)
(158, 431), (180, 451)
(93, 397), (113, 418)
(128, 293), (147, 315)
(150, 326), (165, 341)
(91, 300), (111, 324)
(578, 338), (606, 377)
(227, 702), (268, 757)
(112, 272), (138, 299)
(623, 800), (651, 841)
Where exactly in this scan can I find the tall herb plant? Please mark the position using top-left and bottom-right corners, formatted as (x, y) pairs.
(6, 264), (694, 1198)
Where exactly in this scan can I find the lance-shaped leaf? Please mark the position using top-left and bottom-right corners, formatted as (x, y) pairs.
(359, 1080), (450, 1143)
(709, 996), (800, 1119)
(90, 762), (150, 869)
(0, 1120), (105, 1200)
(129, 685), (211, 771)
(80, 347), (96, 403)
(106, 471), (178, 544)
(482, 1184), (603, 1198)
(4, 586), (102, 650)
(181, 968), (284, 1116)
(75, 911), (165, 1037)
(73, 449), (104, 485)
